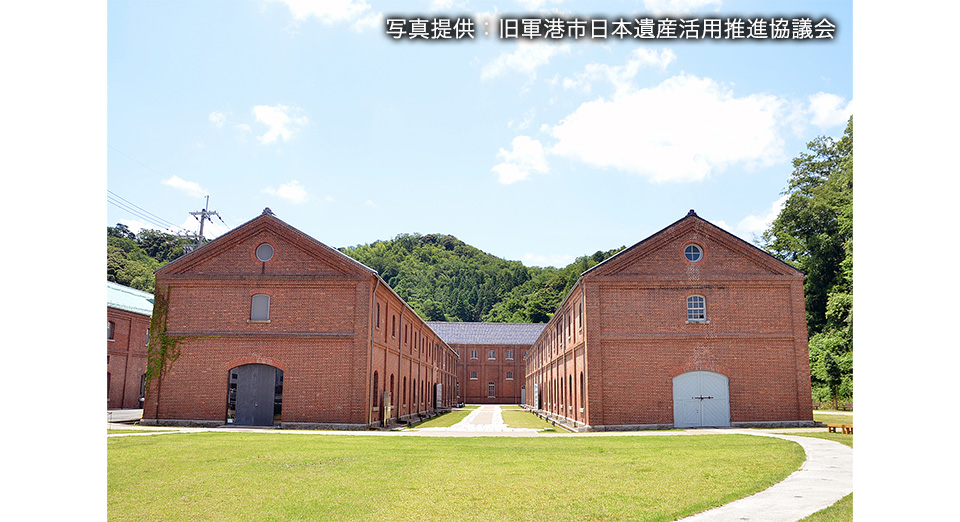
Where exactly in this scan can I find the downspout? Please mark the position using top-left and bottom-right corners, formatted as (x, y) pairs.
(367, 276), (380, 428)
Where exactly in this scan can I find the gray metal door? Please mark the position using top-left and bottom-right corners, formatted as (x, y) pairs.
(235, 364), (278, 426)
(673, 371), (730, 428)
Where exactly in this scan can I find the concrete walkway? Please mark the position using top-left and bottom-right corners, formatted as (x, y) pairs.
(413, 404), (541, 435)
(679, 430), (853, 521)
(109, 406), (853, 521)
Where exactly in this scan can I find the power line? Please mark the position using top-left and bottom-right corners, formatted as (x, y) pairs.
(107, 190), (182, 230)
(106, 191), (186, 234)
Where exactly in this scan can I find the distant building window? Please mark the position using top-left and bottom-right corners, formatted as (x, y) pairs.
(256, 243), (274, 262)
(684, 244), (703, 262)
(376, 303), (381, 329)
(687, 295), (706, 321)
(108, 321), (115, 340)
(251, 294), (270, 321)
(470, 371), (477, 380)
(145, 329), (150, 346)
(488, 382), (495, 398)
(488, 350), (496, 360)
(506, 350), (514, 360)
(470, 350), (478, 360)
(506, 372), (514, 380)
(454, 349), (460, 357)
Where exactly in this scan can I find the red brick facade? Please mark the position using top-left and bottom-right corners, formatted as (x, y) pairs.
(141, 210), (459, 429)
(107, 305), (150, 409)
(524, 211), (814, 430)
(140, 209), (812, 431)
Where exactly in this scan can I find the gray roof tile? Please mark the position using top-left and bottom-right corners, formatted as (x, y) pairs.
(426, 321), (546, 346)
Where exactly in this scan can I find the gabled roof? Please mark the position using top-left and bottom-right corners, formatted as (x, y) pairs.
(107, 281), (154, 316)
(582, 209), (803, 278)
(155, 208), (378, 277)
(426, 321), (547, 346)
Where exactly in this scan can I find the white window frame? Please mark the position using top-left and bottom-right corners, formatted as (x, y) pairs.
(686, 295), (707, 322)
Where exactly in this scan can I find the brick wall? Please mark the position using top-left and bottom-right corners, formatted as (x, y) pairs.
(526, 213), (814, 430)
(107, 307), (150, 409)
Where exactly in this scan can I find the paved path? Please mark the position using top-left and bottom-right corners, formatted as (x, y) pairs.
(413, 404), (541, 435)
(679, 430), (853, 521)
(109, 406), (853, 520)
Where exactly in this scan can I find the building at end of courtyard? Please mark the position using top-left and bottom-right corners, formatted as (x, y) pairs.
(427, 322), (545, 404)
(524, 210), (815, 431)
(107, 281), (153, 410)
(141, 209), (459, 429)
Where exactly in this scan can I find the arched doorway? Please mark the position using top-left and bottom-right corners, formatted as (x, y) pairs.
(672, 371), (730, 428)
(227, 364), (283, 426)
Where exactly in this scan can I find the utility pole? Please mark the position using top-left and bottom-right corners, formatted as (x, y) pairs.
(180, 195), (222, 253)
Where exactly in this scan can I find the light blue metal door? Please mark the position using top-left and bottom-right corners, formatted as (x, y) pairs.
(673, 371), (730, 428)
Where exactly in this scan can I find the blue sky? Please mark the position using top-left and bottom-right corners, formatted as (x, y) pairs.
(106, 0), (853, 267)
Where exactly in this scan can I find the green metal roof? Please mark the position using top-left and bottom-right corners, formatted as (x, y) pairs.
(107, 281), (154, 316)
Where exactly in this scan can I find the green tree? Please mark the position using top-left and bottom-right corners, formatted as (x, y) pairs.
(763, 116), (853, 407)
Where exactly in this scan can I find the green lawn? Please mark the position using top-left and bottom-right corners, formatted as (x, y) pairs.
(500, 409), (565, 431)
(813, 413), (854, 426)
(801, 493), (852, 521)
(109, 433), (803, 521)
(406, 410), (471, 428)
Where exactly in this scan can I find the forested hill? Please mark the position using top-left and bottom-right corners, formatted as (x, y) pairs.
(340, 234), (624, 323)
(105, 224), (624, 323)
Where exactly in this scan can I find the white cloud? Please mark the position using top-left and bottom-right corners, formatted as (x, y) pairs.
(364, 199), (378, 208)
(162, 175), (208, 198)
(481, 40), (570, 81)
(521, 252), (575, 268)
(643, 0), (722, 15)
(507, 108), (537, 131)
(516, 0), (563, 10)
(269, 0), (371, 24)
(350, 11), (382, 32)
(252, 104), (307, 144)
(492, 135), (549, 184)
(736, 195), (789, 238)
(549, 73), (788, 183)
(262, 179), (309, 204)
(208, 110), (226, 128)
(562, 48), (676, 94)
(808, 92), (853, 128)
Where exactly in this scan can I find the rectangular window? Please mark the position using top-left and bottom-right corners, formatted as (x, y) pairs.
(107, 321), (115, 340)
(506, 371), (514, 380)
(506, 350), (514, 360)
(470, 371), (477, 380)
(687, 295), (706, 321)
(250, 294), (270, 321)
(376, 303), (381, 329)
(488, 350), (496, 360)
(471, 350), (478, 359)
(145, 329), (149, 346)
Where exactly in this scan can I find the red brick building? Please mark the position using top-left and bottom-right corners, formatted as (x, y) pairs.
(140, 208), (812, 431)
(427, 322), (545, 404)
(107, 281), (153, 410)
(524, 210), (814, 430)
(141, 209), (459, 429)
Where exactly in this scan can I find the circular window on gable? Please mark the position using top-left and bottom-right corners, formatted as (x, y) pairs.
(256, 243), (275, 262)
(684, 244), (703, 262)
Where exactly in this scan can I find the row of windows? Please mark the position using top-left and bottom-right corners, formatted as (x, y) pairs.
(469, 349), (515, 360)
(529, 295), (710, 368)
(469, 371), (514, 380)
